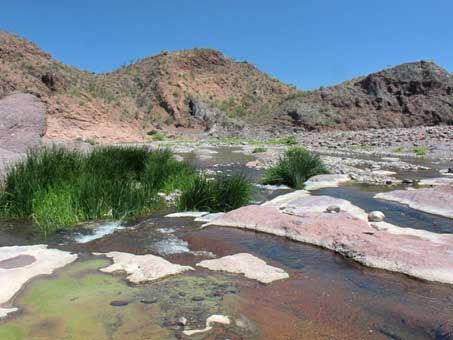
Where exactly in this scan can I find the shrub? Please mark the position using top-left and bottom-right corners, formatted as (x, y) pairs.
(262, 147), (328, 189)
(268, 135), (298, 145)
(177, 175), (251, 212)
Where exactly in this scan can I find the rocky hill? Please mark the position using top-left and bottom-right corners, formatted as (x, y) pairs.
(1, 30), (452, 142)
(273, 61), (453, 131)
(0, 30), (294, 142)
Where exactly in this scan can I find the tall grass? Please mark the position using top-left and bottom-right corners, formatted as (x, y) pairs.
(0, 146), (194, 235)
(262, 147), (328, 189)
(177, 175), (251, 213)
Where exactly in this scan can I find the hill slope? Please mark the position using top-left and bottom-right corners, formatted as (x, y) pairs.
(1, 30), (452, 142)
(0, 31), (294, 142)
(273, 61), (453, 130)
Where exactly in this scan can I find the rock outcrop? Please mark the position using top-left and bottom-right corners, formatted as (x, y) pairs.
(274, 61), (453, 130)
(0, 245), (77, 318)
(375, 185), (453, 218)
(206, 200), (453, 285)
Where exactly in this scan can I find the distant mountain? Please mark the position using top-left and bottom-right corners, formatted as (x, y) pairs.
(1, 30), (452, 142)
(273, 61), (453, 130)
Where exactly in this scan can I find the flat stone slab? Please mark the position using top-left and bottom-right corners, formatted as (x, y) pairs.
(375, 185), (453, 218)
(207, 204), (453, 285)
(197, 253), (289, 284)
(165, 211), (209, 218)
(0, 245), (77, 318)
(282, 195), (368, 221)
(262, 190), (310, 209)
(304, 174), (351, 190)
(95, 251), (193, 283)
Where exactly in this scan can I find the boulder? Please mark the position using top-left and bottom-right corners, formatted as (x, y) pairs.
(0, 93), (47, 153)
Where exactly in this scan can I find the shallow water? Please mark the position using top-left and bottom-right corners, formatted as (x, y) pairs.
(313, 184), (453, 233)
(1, 146), (453, 339)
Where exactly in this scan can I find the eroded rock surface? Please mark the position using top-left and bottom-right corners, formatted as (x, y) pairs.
(375, 185), (453, 218)
(96, 251), (193, 283)
(303, 174), (351, 190)
(206, 204), (453, 284)
(0, 245), (77, 318)
(197, 253), (289, 283)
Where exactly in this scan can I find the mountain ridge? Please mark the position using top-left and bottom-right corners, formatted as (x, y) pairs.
(1, 30), (452, 142)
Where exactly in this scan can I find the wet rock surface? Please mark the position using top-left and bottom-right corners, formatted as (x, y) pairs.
(375, 185), (453, 218)
(0, 245), (77, 318)
(207, 202), (453, 284)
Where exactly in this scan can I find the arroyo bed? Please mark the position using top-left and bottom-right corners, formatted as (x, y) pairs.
(0, 145), (453, 339)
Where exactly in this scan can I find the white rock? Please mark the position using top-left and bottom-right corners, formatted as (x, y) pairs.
(96, 251), (193, 283)
(304, 174), (351, 190)
(368, 211), (385, 222)
(183, 315), (230, 336)
(371, 170), (397, 176)
(0, 245), (77, 318)
(197, 253), (289, 284)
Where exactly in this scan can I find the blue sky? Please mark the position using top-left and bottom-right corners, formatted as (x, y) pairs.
(1, 0), (452, 90)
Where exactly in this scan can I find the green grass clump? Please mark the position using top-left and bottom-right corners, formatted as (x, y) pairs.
(0, 146), (194, 235)
(177, 175), (251, 213)
(262, 147), (328, 189)
(413, 146), (427, 156)
(252, 147), (267, 153)
(268, 135), (298, 145)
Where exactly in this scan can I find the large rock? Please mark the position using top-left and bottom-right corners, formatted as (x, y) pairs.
(0, 93), (47, 153)
(0, 245), (77, 318)
(375, 185), (453, 218)
(197, 253), (289, 284)
(207, 204), (453, 285)
(96, 251), (193, 283)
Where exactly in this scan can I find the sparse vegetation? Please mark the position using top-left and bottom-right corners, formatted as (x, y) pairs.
(177, 175), (251, 212)
(262, 147), (328, 189)
(252, 147), (267, 153)
(0, 147), (194, 236)
(413, 146), (427, 156)
(268, 135), (298, 146)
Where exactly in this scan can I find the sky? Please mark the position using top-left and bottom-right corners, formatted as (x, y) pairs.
(1, 0), (452, 90)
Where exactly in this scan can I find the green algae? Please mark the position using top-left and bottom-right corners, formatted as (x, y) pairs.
(0, 258), (242, 339)
(0, 259), (173, 340)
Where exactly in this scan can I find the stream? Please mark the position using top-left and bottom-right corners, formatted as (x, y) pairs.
(0, 146), (452, 339)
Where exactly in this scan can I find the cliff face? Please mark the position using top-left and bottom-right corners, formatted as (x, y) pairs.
(1, 30), (452, 143)
(273, 61), (453, 130)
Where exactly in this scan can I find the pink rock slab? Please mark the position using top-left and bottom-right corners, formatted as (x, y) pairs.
(375, 185), (453, 218)
(207, 205), (453, 285)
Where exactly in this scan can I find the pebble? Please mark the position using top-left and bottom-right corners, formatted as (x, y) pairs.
(110, 300), (130, 307)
